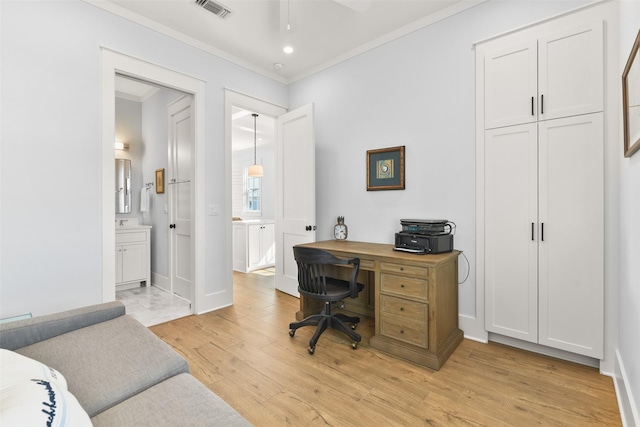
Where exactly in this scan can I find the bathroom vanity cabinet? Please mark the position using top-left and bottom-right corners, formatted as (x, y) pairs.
(115, 226), (151, 288)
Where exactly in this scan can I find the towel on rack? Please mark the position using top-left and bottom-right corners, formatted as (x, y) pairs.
(140, 187), (150, 213)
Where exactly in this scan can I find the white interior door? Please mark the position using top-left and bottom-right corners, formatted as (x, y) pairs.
(169, 96), (193, 301)
(275, 104), (316, 297)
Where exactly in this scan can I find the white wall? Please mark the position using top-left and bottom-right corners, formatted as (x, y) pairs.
(0, 0), (287, 317)
(617, 1), (640, 424)
(288, 0), (593, 322)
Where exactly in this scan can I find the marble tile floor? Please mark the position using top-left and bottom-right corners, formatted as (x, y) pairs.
(116, 285), (192, 327)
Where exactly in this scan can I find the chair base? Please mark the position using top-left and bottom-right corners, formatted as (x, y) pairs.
(289, 302), (361, 354)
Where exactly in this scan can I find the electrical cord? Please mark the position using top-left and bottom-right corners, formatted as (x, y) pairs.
(458, 250), (470, 284)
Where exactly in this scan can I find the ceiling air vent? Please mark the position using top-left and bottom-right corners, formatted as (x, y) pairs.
(195, 0), (232, 19)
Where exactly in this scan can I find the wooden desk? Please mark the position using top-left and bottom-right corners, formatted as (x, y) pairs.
(296, 240), (463, 370)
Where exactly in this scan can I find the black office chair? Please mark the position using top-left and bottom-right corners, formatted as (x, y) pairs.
(288, 246), (364, 354)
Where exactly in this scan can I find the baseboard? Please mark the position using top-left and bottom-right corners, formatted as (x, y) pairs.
(614, 350), (640, 427)
(459, 314), (488, 343)
(488, 333), (600, 368)
(151, 272), (170, 292)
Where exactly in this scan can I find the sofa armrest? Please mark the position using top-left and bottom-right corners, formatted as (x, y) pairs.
(0, 301), (126, 350)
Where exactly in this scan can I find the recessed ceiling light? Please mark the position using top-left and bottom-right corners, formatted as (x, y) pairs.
(283, 46), (294, 54)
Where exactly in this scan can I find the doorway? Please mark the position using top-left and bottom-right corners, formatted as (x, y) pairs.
(102, 48), (221, 314)
(113, 75), (194, 323)
(226, 91), (285, 287)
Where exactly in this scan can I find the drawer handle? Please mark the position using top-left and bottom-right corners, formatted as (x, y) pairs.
(399, 267), (404, 271)
(400, 284), (405, 288)
(400, 307), (404, 311)
(400, 330), (404, 334)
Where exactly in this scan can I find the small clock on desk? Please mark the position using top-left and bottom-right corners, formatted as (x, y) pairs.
(333, 216), (348, 241)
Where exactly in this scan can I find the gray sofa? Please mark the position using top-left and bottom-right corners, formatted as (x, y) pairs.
(0, 301), (251, 426)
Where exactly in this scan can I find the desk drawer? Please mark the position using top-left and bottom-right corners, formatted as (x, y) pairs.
(380, 295), (427, 321)
(380, 262), (429, 278)
(380, 315), (428, 348)
(380, 273), (428, 301)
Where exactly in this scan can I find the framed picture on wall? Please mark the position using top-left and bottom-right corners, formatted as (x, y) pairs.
(155, 168), (165, 194)
(623, 29), (640, 158)
(366, 146), (405, 191)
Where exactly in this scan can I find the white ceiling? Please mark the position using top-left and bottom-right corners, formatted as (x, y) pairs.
(89, 0), (482, 82)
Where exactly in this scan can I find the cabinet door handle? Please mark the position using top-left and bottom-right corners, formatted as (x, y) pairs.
(531, 96), (534, 116)
(169, 224), (176, 229)
(541, 223), (544, 241)
(541, 94), (544, 114)
(531, 223), (534, 241)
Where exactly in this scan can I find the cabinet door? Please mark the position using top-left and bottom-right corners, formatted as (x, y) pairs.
(538, 113), (603, 358)
(484, 40), (537, 129)
(247, 224), (262, 270)
(115, 246), (124, 283)
(121, 243), (147, 283)
(538, 22), (603, 121)
(484, 123), (538, 342)
(261, 223), (275, 266)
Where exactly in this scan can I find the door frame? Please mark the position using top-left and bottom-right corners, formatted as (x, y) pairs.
(101, 48), (206, 312)
(224, 90), (287, 280)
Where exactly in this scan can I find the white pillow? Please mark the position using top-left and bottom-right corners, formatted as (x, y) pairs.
(0, 379), (92, 427)
(0, 349), (67, 390)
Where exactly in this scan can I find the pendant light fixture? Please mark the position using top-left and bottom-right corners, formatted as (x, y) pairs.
(248, 113), (264, 177)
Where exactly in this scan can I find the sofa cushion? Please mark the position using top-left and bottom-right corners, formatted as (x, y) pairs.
(0, 349), (68, 390)
(1, 379), (91, 427)
(15, 315), (189, 417)
(91, 373), (252, 427)
(0, 301), (126, 351)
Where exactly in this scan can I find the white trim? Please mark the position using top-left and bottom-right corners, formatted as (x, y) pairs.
(101, 48), (208, 313)
(151, 271), (170, 293)
(84, 0), (287, 84)
(614, 349), (640, 427)
(289, 1), (487, 82)
(473, 0), (606, 47)
(489, 333), (600, 368)
(84, 0), (485, 84)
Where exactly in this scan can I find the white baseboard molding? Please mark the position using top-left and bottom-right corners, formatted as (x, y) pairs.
(615, 350), (639, 427)
(459, 314), (488, 343)
(151, 272), (170, 293)
(488, 333), (600, 368)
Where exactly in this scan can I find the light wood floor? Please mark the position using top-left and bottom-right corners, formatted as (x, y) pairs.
(149, 271), (621, 426)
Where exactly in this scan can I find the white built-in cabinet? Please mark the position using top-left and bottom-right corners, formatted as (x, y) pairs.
(115, 226), (151, 288)
(233, 221), (275, 273)
(477, 18), (604, 359)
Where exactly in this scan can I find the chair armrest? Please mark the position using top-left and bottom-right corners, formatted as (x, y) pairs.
(0, 301), (126, 350)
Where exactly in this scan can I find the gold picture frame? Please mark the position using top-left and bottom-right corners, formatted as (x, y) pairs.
(155, 168), (165, 194)
(622, 29), (640, 158)
(366, 146), (405, 191)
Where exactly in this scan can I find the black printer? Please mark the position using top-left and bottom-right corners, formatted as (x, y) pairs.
(393, 219), (454, 254)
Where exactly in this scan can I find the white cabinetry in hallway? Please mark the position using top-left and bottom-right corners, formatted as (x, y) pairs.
(477, 17), (604, 359)
(233, 221), (275, 273)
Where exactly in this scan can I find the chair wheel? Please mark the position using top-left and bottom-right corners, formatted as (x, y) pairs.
(351, 323), (359, 330)
(308, 346), (315, 355)
(351, 342), (358, 350)
(289, 329), (295, 337)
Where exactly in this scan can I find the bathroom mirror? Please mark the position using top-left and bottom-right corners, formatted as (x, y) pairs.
(115, 159), (131, 213)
